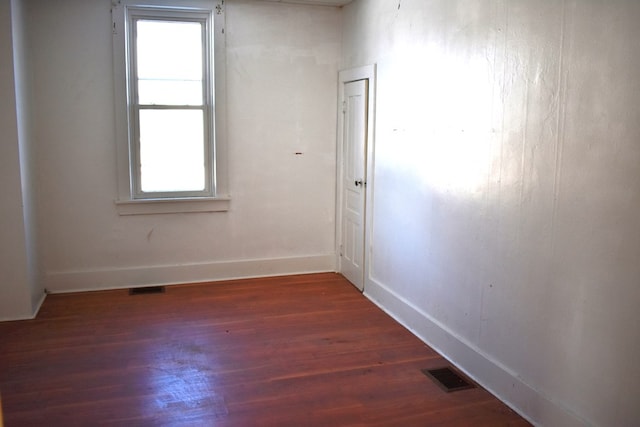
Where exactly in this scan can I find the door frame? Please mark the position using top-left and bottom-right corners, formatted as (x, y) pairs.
(336, 64), (376, 291)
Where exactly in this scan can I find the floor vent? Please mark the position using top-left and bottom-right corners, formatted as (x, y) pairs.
(129, 286), (165, 295)
(422, 367), (475, 392)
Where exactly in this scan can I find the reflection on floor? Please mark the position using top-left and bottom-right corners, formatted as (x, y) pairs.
(0, 273), (530, 426)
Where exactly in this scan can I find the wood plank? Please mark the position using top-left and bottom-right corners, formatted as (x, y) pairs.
(0, 273), (530, 426)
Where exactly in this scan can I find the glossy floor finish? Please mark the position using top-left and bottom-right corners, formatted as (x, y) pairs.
(0, 273), (530, 426)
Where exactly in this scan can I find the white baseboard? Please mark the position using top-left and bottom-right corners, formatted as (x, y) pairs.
(31, 291), (47, 317)
(0, 291), (47, 322)
(0, 311), (37, 322)
(45, 254), (336, 294)
(364, 276), (586, 427)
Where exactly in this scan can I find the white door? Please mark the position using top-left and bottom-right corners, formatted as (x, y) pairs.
(340, 79), (368, 291)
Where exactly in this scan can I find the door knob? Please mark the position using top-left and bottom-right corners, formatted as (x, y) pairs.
(355, 179), (364, 187)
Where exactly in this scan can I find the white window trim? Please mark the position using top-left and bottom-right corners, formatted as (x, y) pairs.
(111, 0), (229, 215)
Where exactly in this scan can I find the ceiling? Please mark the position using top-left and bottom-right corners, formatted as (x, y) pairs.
(254, 0), (353, 6)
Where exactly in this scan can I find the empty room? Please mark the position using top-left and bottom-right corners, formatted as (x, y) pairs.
(1, 0), (638, 425)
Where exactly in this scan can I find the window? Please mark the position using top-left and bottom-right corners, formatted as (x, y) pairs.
(112, 0), (229, 214)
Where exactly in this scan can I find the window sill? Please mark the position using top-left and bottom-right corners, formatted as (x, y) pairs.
(115, 196), (230, 215)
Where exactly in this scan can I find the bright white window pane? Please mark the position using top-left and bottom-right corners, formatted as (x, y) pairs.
(136, 20), (202, 80)
(136, 20), (203, 105)
(138, 80), (202, 105)
(139, 109), (205, 192)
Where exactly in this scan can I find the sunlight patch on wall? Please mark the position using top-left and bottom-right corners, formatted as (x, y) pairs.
(379, 44), (497, 197)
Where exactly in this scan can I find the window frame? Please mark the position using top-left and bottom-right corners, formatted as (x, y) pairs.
(130, 11), (213, 199)
(112, 0), (229, 215)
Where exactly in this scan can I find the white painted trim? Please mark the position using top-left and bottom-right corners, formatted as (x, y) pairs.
(364, 276), (587, 427)
(111, 0), (228, 204)
(31, 291), (46, 317)
(0, 292), (47, 322)
(45, 254), (336, 294)
(0, 313), (36, 322)
(336, 64), (376, 289)
(115, 196), (230, 215)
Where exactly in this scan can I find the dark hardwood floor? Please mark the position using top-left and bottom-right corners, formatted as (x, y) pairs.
(0, 273), (529, 426)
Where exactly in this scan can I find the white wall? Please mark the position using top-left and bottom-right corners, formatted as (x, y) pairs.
(0, 0), (30, 320)
(342, 0), (640, 426)
(0, 0), (42, 320)
(23, 0), (341, 292)
(11, 0), (43, 312)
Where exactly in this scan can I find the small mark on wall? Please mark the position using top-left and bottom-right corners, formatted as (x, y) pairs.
(147, 228), (154, 242)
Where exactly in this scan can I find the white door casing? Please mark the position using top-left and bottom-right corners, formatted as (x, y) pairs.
(337, 64), (375, 292)
(340, 79), (368, 290)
